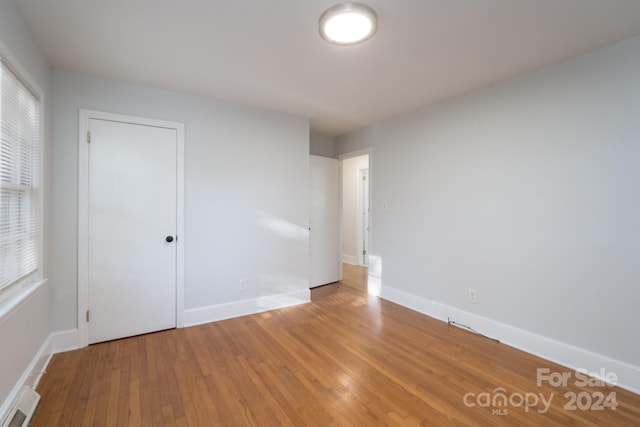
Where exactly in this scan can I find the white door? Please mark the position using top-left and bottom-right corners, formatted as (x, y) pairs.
(309, 155), (341, 287)
(88, 118), (177, 344)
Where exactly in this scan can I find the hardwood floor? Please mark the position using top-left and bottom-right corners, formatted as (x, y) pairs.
(33, 264), (639, 426)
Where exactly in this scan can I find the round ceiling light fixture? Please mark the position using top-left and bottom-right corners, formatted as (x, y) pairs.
(319, 3), (378, 46)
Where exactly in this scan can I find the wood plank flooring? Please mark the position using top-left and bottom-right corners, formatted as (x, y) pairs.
(32, 264), (640, 426)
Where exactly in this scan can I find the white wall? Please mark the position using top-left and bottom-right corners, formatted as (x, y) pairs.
(52, 70), (310, 331)
(0, 0), (53, 418)
(336, 36), (640, 390)
(310, 133), (335, 158)
(342, 155), (369, 265)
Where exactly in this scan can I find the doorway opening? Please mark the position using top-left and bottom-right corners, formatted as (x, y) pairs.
(340, 152), (370, 268)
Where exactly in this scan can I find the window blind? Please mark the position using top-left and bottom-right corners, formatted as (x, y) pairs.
(0, 57), (41, 292)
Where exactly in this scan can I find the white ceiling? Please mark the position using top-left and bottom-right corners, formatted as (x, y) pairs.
(13, 0), (640, 137)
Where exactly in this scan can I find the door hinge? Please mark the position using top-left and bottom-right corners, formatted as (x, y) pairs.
(86, 310), (90, 322)
(363, 249), (367, 255)
(86, 131), (91, 143)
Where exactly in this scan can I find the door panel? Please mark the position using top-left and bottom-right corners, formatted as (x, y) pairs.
(88, 118), (177, 343)
(310, 155), (341, 287)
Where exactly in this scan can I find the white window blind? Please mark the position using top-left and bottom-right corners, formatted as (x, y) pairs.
(0, 57), (41, 293)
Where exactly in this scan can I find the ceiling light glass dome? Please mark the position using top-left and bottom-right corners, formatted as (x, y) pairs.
(319, 3), (378, 46)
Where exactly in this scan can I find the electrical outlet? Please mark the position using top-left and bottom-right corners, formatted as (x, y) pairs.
(240, 279), (247, 290)
(468, 289), (477, 303)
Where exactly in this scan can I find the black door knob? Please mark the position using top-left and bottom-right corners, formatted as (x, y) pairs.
(165, 235), (174, 243)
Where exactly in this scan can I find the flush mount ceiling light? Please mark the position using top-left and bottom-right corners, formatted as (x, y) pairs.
(319, 3), (378, 46)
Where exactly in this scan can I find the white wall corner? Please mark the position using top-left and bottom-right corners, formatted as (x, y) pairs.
(183, 290), (311, 327)
(379, 284), (640, 395)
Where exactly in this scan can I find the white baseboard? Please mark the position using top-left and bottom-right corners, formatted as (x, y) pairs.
(0, 333), (51, 423)
(380, 284), (640, 395)
(183, 290), (311, 327)
(342, 255), (359, 265)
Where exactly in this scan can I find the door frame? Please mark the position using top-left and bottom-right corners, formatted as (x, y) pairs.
(77, 109), (185, 348)
(338, 148), (372, 270)
(358, 168), (369, 266)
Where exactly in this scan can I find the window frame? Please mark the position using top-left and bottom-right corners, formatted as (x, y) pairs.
(0, 39), (46, 314)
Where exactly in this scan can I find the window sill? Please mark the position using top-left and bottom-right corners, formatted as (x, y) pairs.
(0, 278), (48, 324)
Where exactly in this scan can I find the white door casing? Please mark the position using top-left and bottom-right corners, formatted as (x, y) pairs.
(309, 155), (341, 287)
(78, 110), (184, 346)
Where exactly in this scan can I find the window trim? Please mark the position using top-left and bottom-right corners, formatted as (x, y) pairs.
(0, 39), (46, 314)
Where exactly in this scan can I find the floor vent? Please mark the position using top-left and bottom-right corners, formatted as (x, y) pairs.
(1, 387), (40, 427)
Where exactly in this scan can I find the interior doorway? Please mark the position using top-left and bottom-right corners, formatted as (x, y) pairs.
(341, 153), (370, 267)
(359, 168), (369, 266)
